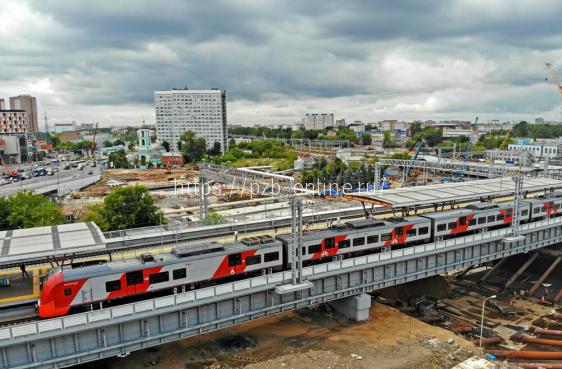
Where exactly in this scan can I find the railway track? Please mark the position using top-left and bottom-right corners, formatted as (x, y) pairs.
(0, 304), (38, 326)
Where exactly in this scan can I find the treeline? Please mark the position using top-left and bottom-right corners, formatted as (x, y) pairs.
(513, 121), (562, 139)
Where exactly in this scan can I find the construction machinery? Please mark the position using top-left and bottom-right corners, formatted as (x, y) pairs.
(546, 63), (562, 121)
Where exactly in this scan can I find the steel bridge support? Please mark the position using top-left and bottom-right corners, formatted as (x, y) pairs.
(528, 256), (562, 296)
(504, 252), (539, 290)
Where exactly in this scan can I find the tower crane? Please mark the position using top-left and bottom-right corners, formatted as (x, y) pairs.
(546, 63), (562, 121)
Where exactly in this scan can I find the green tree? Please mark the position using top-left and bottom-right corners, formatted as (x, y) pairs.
(291, 130), (304, 139)
(360, 133), (372, 146)
(82, 203), (109, 231)
(161, 140), (171, 152)
(108, 150), (130, 169)
(207, 141), (222, 156)
(383, 131), (393, 148)
(103, 140), (113, 148)
(409, 122), (423, 137)
(0, 198), (10, 230)
(113, 139), (125, 146)
(97, 185), (164, 231)
(180, 130), (207, 163)
(3, 191), (66, 229)
(512, 121), (530, 137)
(207, 209), (223, 225)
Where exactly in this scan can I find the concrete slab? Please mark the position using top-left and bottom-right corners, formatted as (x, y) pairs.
(329, 293), (372, 321)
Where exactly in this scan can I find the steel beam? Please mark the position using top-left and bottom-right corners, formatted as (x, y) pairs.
(528, 256), (562, 296)
(504, 252), (539, 289)
(480, 257), (509, 283)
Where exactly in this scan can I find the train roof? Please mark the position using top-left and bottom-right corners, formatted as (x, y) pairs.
(420, 208), (473, 220)
(60, 237), (282, 281)
(465, 202), (499, 211)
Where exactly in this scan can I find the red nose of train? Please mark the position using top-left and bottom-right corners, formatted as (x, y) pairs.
(38, 271), (69, 318)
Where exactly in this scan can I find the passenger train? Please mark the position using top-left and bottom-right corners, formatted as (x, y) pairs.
(38, 194), (562, 318)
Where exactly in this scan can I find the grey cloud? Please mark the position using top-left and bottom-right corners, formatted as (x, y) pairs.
(0, 0), (560, 125)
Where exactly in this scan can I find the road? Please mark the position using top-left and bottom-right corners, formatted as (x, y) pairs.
(0, 164), (103, 197)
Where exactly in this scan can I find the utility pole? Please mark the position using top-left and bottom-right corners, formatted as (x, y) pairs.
(511, 174), (523, 237)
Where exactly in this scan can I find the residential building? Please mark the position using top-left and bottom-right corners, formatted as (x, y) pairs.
(349, 121), (365, 134)
(9, 95), (38, 133)
(54, 122), (77, 133)
(301, 113), (334, 130)
(335, 119), (346, 127)
(0, 110), (27, 134)
(508, 143), (558, 160)
(154, 88), (227, 154)
(535, 117), (545, 125)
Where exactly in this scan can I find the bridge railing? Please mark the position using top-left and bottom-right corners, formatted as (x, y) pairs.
(2, 215), (561, 343)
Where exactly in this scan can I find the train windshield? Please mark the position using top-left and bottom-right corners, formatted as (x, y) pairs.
(45, 267), (61, 281)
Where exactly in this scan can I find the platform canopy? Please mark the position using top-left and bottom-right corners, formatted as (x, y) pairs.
(344, 177), (562, 208)
(0, 222), (106, 267)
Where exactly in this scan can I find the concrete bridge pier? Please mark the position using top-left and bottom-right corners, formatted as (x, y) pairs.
(329, 293), (372, 321)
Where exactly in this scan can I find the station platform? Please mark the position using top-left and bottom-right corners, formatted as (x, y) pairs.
(0, 270), (40, 308)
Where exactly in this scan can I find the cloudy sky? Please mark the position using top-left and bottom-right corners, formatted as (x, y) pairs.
(1, 0), (562, 127)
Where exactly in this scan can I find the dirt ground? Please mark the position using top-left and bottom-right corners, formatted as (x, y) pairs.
(81, 168), (197, 196)
(79, 302), (476, 369)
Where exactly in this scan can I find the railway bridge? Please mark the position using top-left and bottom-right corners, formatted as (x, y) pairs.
(0, 214), (561, 368)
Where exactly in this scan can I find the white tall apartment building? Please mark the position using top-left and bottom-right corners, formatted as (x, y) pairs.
(302, 113), (334, 130)
(154, 88), (227, 154)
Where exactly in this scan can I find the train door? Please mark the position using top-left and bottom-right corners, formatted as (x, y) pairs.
(125, 270), (144, 295)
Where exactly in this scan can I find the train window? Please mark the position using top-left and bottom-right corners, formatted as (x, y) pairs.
(468, 219), (476, 226)
(541, 206), (546, 212)
(395, 228), (403, 237)
(308, 244), (321, 254)
(497, 214), (504, 221)
(381, 233), (391, 241)
(228, 253), (242, 267)
(406, 228), (416, 237)
(448, 222), (456, 230)
(246, 255), (261, 265)
(522, 210), (528, 216)
(64, 288), (72, 296)
(173, 269), (187, 280)
(534, 207), (540, 214)
(264, 252), (279, 262)
(437, 224), (446, 232)
(126, 271), (144, 286)
(478, 217), (486, 224)
(557, 204), (561, 209)
(419, 227), (429, 235)
(106, 280), (121, 292)
(487, 215), (495, 223)
(339, 239), (351, 248)
(459, 217), (466, 226)
(149, 271), (169, 284)
(353, 237), (365, 246)
(302, 247), (306, 255)
(506, 209), (512, 217)
(325, 238), (336, 249)
(367, 235), (379, 244)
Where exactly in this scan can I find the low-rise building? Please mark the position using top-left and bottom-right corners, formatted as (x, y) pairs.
(59, 131), (82, 143)
(54, 122), (77, 133)
(161, 152), (184, 166)
(508, 143), (558, 160)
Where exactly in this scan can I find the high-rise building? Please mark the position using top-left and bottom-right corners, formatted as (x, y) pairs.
(9, 95), (38, 133)
(302, 113), (334, 130)
(154, 88), (227, 154)
(0, 110), (28, 134)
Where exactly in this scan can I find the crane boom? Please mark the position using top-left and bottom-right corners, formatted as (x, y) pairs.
(546, 63), (562, 96)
